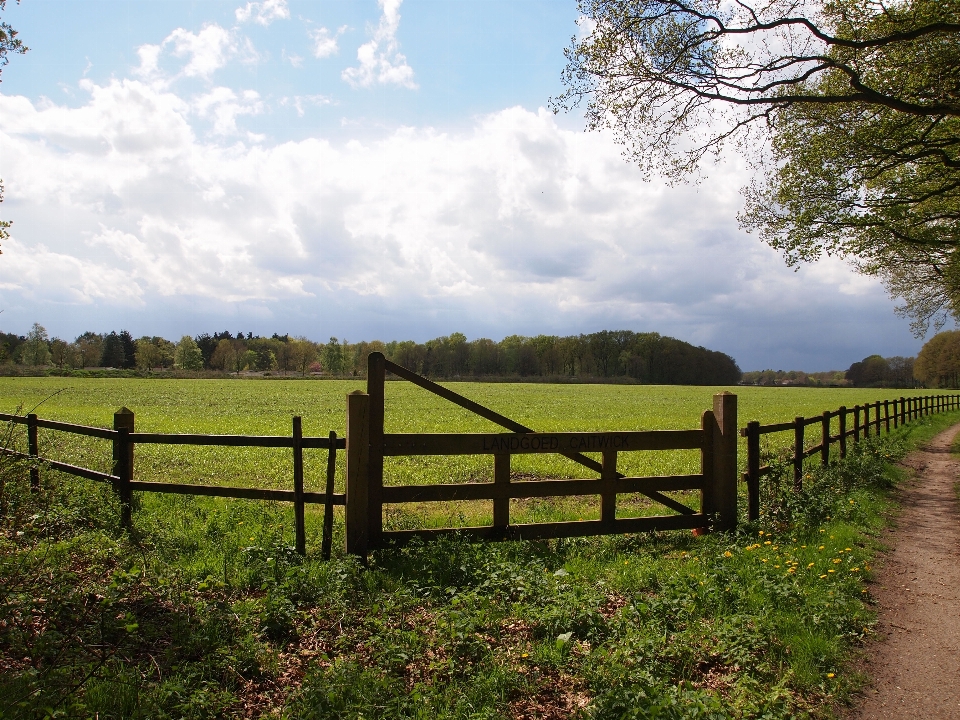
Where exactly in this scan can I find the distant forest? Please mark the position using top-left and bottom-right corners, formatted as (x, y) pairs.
(1, 326), (743, 386)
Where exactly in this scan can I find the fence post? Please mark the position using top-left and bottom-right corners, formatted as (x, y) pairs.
(821, 411), (830, 466)
(884, 400), (890, 433)
(27, 413), (40, 493)
(367, 352), (386, 551)
(892, 399), (898, 429)
(864, 403), (871, 439)
(853, 405), (861, 442)
(321, 430), (337, 561)
(493, 454), (510, 534)
(345, 391), (370, 556)
(793, 416), (804, 491)
(113, 408), (135, 530)
(292, 416), (306, 556)
(746, 420), (760, 522)
(875, 401), (881, 436)
(700, 409), (716, 531)
(900, 396), (906, 425)
(712, 392), (738, 531)
(838, 407), (847, 458)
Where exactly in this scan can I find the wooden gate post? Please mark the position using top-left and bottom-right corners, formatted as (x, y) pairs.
(113, 408), (135, 530)
(712, 392), (737, 532)
(367, 352), (386, 551)
(292, 416), (306, 556)
(793, 416), (804, 491)
(27, 413), (40, 493)
(345, 391), (370, 556)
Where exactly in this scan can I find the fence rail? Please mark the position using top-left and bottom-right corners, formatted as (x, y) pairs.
(1, 409), (345, 559)
(740, 394), (960, 521)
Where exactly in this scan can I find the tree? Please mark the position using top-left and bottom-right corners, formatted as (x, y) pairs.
(49, 338), (69, 369)
(174, 336), (203, 371)
(73, 332), (103, 369)
(118, 330), (137, 369)
(100, 332), (125, 368)
(20, 323), (50, 366)
(915, 330), (960, 386)
(0, 1), (27, 253)
(556, 0), (960, 334)
(322, 338), (344, 376)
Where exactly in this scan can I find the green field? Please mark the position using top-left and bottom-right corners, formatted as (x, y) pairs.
(2, 377), (958, 718)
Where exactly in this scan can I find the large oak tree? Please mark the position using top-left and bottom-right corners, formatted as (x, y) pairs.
(555, 0), (960, 334)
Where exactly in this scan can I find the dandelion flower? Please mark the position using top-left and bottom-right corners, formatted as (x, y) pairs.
(820, 574), (828, 579)
(844, 548), (851, 552)
(828, 569), (835, 573)
(807, 563), (815, 568)
(818, 545), (825, 550)
(724, 551), (733, 558)
(764, 541), (772, 545)
(826, 673), (835, 678)
(521, 653), (529, 658)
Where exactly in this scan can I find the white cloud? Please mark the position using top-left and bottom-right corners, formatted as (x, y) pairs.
(235, 0), (289, 26)
(135, 24), (243, 82)
(280, 94), (335, 117)
(0, 81), (912, 367)
(309, 25), (346, 59)
(342, 0), (417, 88)
(194, 87), (264, 135)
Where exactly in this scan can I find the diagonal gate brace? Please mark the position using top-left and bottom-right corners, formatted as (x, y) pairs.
(382, 360), (696, 516)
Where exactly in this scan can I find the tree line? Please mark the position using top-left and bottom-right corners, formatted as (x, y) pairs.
(0, 325), (743, 385)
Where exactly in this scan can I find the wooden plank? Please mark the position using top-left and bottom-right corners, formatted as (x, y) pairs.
(367, 353), (387, 549)
(746, 420), (760, 522)
(0, 413), (27, 424)
(321, 430), (338, 560)
(378, 513), (707, 547)
(303, 491), (345, 505)
(382, 429), (704, 456)
(35, 418), (117, 440)
(381, 474), (704, 504)
(130, 432), (294, 447)
(493, 453), (509, 529)
(802, 445), (822, 460)
(128, 480), (295, 501)
(302, 436), (346, 450)
(803, 415), (823, 427)
(345, 391), (370, 556)
(27, 414), (39, 492)
(756, 421), (796, 434)
(293, 416), (305, 555)
(0, 448), (119, 484)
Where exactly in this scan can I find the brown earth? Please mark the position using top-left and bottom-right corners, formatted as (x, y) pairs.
(846, 424), (960, 719)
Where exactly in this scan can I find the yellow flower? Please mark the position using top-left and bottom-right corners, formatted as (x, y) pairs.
(724, 551), (733, 557)
(826, 673), (835, 678)
(788, 567), (796, 573)
(521, 653), (529, 658)
(762, 559), (768, 563)
(844, 548), (851, 552)
(851, 568), (860, 572)
(820, 574), (828, 579)
(833, 559), (842, 564)
(764, 541), (772, 545)
(758, 531), (765, 536)
(807, 563), (815, 568)
(828, 569), (835, 573)
(818, 545), (825, 550)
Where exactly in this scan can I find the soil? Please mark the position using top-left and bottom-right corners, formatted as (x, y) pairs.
(846, 423), (960, 719)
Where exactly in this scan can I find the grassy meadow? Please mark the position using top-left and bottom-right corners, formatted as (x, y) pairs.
(1, 377), (955, 718)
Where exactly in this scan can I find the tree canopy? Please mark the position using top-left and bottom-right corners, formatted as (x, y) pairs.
(556, 0), (960, 334)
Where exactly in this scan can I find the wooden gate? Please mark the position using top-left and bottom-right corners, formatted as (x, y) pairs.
(343, 353), (738, 555)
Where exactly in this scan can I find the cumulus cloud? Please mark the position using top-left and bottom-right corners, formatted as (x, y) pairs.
(0, 80), (911, 367)
(235, 0), (289, 26)
(342, 0), (417, 88)
(135, 23), (253, 82)
(310, 25), (346, 59)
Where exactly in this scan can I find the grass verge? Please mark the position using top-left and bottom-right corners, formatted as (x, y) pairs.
(2, 411), (959, 719)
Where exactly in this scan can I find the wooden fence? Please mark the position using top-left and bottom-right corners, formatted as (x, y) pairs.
(4, 360), (957, 557)
(740, 393), (960, 521)
(0, 409), (345, 559)
(342, 353), (739, 555)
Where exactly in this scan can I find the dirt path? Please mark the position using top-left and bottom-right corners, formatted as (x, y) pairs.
(847, 424), (960, 719)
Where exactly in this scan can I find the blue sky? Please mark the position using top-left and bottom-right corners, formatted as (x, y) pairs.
(0, 0), (931, 370)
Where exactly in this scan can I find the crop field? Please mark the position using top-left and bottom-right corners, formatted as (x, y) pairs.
(0, 378), (936, 534)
